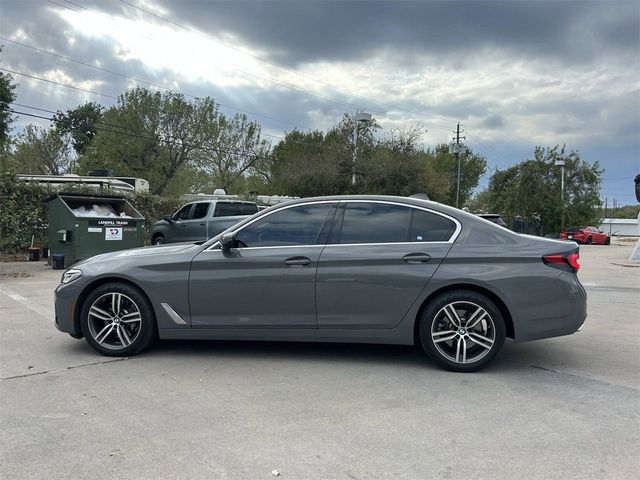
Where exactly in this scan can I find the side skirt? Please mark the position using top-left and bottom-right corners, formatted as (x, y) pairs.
(158, 325), (415, 345)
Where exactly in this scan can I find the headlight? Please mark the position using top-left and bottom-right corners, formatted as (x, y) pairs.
(61, 269), (82, 284)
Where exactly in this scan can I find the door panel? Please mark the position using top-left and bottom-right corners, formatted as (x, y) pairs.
(188, 202), (337, 328)
(316, 243), (452, 329)
(316, 201), (457, 330)
(189, 246), (323, 328)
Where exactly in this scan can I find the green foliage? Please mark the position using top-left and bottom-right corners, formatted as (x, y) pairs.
(10, 124), (73, 175)
(485, 146), (603, 233)
(0, 172), (51, 253)
(193, 113), (271, 192)
(79, 87), (220, 195)
(425, 144), (487, 207)
(270, 129), (351, 197)
(358, 130), (449, 200)
(125, 191), (182, 241)
(53, 102), (103, 155)
(610, 203), (640, 219)
(269, 126), (482, 203)
(0, 48), (16, 149)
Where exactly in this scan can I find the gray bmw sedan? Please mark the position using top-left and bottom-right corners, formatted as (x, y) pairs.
(54, 195), (586, 372)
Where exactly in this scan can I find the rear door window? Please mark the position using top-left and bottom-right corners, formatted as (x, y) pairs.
(339, 203), (411, 244)
(214, 202), (259, 217)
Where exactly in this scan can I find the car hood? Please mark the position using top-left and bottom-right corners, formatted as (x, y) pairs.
(73, 243), (200, 267)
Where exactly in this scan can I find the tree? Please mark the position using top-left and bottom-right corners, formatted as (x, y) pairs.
(80, 87), (219, 195)
(53, 102), (103, 155)
(425, 144), (487, 207)
(193, 113), (270, 193)
(269, 129), (351, 197)
(358, 127), (449, 199)
(11, 124), (72, 175)
(485, 145), (602, 233)
(0, 47), (16, 149)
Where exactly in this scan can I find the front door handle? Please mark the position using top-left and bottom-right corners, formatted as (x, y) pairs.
(402, 253), (431, 263)
(199, 223), (205, 226)
(284, 256), (311, 266)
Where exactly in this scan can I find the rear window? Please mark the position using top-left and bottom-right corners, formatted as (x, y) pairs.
(214, 202), (259, 217)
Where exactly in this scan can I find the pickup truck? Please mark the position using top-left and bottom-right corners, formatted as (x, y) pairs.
(151, 200), (259, 244)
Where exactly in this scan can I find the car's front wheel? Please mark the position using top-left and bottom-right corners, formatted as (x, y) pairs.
(152, 234), (165, 245)
(419, 290), (506, 372)
(80, 282), (156, 357)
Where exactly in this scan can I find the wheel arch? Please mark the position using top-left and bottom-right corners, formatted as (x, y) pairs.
(74, 276), (157, 336)
(413, 283), (515, 345)
(151, 232), (165, 243)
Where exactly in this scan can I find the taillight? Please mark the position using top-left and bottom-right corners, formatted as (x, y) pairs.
(543, 251), (580, 272)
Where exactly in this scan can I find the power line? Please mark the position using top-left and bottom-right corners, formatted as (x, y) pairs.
(1, 37), (308, 130)
(51, 0), (459, 129)
(1, 67), (117, 99)
(9, 108), (268, 159)
(10, 101), (332, 152)
(463, 128), (513, 165)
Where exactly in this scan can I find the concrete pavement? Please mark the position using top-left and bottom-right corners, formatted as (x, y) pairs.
(1, 244), (638, 479)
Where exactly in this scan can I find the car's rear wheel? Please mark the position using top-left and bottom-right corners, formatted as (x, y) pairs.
(80, 282), (156, 357)
(604, 237), (611, 245)
(419, 290), (506, 372)
(152, 234), (165, 245)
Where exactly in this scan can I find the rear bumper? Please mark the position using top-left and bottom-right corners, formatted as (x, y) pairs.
(514, 272), (587, 343)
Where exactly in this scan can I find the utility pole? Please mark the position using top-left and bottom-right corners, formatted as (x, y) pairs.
(449, 123), (466, 208)
(351, 111), (373, 186)
(554, 158), (566, 230)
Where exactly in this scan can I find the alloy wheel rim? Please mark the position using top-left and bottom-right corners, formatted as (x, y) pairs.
(87, 292), (142, 350)
(431, 301), (496, 364)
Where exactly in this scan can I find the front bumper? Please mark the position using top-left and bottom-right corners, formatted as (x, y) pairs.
(54, 281), (83, 336)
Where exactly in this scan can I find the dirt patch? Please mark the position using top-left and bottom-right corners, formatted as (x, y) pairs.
(0, 254), (28, 263)
(0, 271), (34, 278)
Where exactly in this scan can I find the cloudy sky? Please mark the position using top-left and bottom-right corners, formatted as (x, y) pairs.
(1, 0), (639, 204)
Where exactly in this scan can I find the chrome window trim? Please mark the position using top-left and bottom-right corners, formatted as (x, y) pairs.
(203, 199), (461, 252)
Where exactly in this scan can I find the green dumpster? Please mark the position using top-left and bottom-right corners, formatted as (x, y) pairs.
(47, 193), (145, 268)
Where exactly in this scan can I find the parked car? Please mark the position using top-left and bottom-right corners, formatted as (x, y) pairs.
(560, 226), (610, 245)
(54, 195), (586, 372)
(476, 213), (508, 228)
(151, 200), (258, 244)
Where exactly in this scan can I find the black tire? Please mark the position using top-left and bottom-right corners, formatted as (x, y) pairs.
(80, 282), (156, 357)
(419, 290), (506, 372)
(586, 236), (593, 245)
(604, 237), (611, 245)
(152, 234), (165, 245)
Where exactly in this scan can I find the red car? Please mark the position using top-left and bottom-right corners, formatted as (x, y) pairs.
(560, 226), (610, 245)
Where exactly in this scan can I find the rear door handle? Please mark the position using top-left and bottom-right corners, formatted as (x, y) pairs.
(284, 256), (311, 266)
(199, 223), (205, 226)
(402, 253), (431, 263)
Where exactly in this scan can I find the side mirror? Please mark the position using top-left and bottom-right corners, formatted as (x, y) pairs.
(219, 231), (236, 251)
(163, 215), (173, 223)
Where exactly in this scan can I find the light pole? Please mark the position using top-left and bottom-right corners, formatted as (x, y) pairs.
(352, 111), (373, 186)
(555, 159), (565, 230)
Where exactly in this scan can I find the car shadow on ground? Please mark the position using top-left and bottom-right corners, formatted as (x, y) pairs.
(151, 339), (430, 368)
(130, 337), (566, 373)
